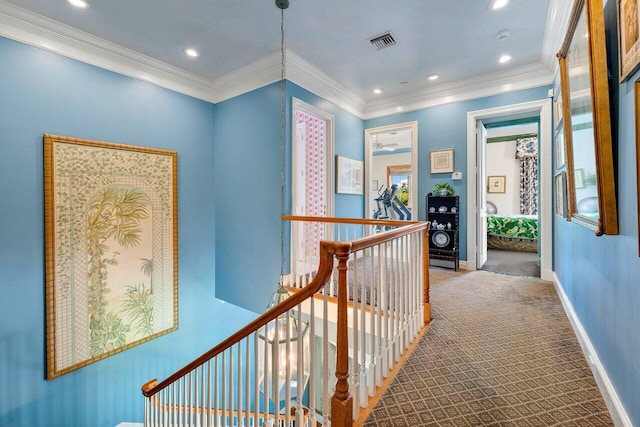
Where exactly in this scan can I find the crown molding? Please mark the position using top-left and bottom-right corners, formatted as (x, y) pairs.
(0, 0), (556, 120)
(285, 50), (367, 118)
(211, 49), (367, 118)
(540, 0), (574, 74)
(210, 50), (281, 102)
(0, 0), (217, 102)
(362, 63), (554, 119)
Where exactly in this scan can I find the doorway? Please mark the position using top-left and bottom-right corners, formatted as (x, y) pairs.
(466, 99), (553, 281)
(364, 122), (418, 221)
(291, 98), (334, 269)
(482, 120), (541, 277)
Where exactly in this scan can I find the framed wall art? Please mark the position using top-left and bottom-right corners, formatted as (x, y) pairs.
(555, 171), (568, 218)
(44, 134), (178, 379)
(336, 155), (363, 194)
(574, 168), (586, 189)
(487, 175), (506, 193)
(555, 126), (566, 169)
(429, 148), (454, 174)
(618, 0), (640, 82)
(554, 92), (564, 130)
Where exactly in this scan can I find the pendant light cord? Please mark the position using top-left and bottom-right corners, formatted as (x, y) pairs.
(279, 6), (286, 288)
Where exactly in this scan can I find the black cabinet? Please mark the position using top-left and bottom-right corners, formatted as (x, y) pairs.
(426, 193), (459, 270)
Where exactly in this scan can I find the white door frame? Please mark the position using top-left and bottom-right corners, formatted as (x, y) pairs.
(466, 98), (553, 281)
(476, 120), (488, 269)
(364, 121), (418, 219)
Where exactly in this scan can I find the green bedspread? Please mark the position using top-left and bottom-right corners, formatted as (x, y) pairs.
(487, 214), (538, 240)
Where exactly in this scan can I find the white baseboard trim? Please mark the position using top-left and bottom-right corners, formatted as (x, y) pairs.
(552, 273), (632, 427)
(115, 423), (143, 427)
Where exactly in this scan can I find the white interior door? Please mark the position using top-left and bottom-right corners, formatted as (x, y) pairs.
(476, 120), (488, 269)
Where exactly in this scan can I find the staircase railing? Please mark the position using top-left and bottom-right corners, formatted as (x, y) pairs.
(142, 216), (430, 426)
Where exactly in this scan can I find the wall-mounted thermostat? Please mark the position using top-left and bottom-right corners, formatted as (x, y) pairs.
(452, 171), (463, 180)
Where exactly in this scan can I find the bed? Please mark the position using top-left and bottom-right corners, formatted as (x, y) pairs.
(486, 214), (538, 252)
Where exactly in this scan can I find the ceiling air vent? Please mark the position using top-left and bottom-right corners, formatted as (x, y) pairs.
(369, 32), (398, 50)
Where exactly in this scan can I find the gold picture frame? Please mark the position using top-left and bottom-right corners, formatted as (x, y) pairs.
(618, 0), (640, 82)
(429, 148), (454, 174)
(487, 175), (506, 193)
(44, 134), (178, 379)
(557, 0), (618, 235)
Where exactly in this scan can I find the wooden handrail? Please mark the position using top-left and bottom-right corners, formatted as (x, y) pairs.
(142, 239), (343, 397)
(142, 215), (430, 417)
(283, 214), (420, 227)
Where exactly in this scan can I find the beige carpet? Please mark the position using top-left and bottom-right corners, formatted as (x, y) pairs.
(362, 268), (613, 426)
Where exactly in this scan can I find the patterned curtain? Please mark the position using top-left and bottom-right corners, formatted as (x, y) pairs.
(515, 137), (538, 215)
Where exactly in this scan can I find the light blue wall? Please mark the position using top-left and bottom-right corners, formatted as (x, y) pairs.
(4, 9), (638, 424)
(365, 86), (551, 259)
(0, 37), (256, 427)
(553, 2), (639, 424)
(213, 82), (364, 313)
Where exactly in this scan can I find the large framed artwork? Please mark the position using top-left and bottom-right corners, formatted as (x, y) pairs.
(618, 0), (640, 82)
(44, 134), (178, 379)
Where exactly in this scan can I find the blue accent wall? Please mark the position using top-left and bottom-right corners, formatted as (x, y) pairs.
(0, 37), (256, 427)
(213, 82), (364, 313)
(3, 7), (638, 424)
(553, 2), (639, 424)
(365, 86), (551, 259)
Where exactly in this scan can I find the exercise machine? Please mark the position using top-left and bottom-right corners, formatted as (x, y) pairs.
(372, 184), (412, 228)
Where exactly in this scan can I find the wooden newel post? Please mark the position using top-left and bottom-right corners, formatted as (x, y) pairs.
(423, 228), (431, 323)
(331, 251), (353, 426)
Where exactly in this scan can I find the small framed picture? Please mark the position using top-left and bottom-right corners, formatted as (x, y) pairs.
(487, 176), (506, 193)
(555, 171), (568, 218)
(430, 148), (454, 174)
(574, 168), (586, 189)
(336, 155), (363, 195)
(554, 95), (564, 130)
(555, 126), (566, 169)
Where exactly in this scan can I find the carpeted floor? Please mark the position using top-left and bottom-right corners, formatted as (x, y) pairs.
(362, 268), (613, 427)
(481, 249), (540, 278)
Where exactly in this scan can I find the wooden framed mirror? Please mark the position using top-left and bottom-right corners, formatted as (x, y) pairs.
(557, 0), (618, 235)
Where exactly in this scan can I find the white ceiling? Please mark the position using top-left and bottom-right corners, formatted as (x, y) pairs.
(0, 0), (571, 118)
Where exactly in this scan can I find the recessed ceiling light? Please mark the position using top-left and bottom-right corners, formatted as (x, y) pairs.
(185, 48), (199, 58)
(427, 74), (440, 81)
(68, 0), (88, 8)
(489, 0), (509, 10)
(499, 54), (512, 64)
(373, 88), (382, 94)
